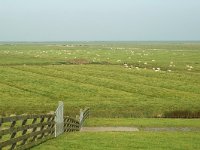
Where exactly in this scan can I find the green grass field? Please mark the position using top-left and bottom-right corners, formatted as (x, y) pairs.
(0, 42), (200, 117)
(32, 132), (200, 150)
(33, 117), (200, 150)
(84, 118), (200, 128)
(1, 42), (200, 149)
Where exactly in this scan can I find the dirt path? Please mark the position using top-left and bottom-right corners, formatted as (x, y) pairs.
(81, 127), (139, 132)
(81, 127), (200, 132)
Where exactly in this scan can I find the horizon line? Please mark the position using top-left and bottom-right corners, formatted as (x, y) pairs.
(0, 40), (200, 43)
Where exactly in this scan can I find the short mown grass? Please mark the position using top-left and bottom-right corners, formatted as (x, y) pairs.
(0, 42), (200, 117)
(32, 117), (200, 150)
(84, 118), (200, 128)
(1, 42), (200, 150)
(33, 132), (200, 150)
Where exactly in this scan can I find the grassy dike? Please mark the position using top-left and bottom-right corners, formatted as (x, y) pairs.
(84, 118), (200, 128)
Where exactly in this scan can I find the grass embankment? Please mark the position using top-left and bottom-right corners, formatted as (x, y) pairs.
(33, 132), (200, 150)
(84, 118), (200, 128)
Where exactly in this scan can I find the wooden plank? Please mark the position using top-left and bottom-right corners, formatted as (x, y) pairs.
(65, 122), (79, 126)
(64, 125), (79, 129)
(20, 119), (28, 146)
(64, 119), (79, 124)
(83, 108), (90, 115)
(0, 108), (89, 149)
(65, 129), (79, 132)
(84, 110), (89, 115)
(64, 122), (79, 126)
(64, 116), (79, 123)
(0, 121), (54, 136)
(64, 127), (79, 130)
(16, 135), (54, 150)
(0, 114), (55, 124)
(64, 127), (80, 131)
(31, 118), (39, 142)
(79, 108), (90, 127)
(10, 120), (17, 149)
(83, 111), (89, 117)
(0, 128), (53, 148)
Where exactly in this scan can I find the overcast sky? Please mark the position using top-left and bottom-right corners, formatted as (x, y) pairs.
(0, 0), (200, 41)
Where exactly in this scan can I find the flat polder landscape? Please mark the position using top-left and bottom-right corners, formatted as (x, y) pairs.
(1, 42), (200, 117)
(1, 42), (200, 149)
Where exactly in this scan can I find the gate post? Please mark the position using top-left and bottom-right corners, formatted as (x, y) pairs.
(55, 101), (64, 137)
(79, 109), (84, 127)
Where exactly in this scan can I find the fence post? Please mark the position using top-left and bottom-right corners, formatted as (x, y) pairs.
(55, 101), (64, 137)
(79, 109), (84, 127)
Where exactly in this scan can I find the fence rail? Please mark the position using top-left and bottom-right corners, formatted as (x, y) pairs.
(80, 107), (90, 127)
(64, 116), (80, 132)
(0, 114), (55, 150)
(0, 102), (90, 150)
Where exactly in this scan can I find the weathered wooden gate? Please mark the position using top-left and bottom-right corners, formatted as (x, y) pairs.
(0, 101), (89, 149)
(55, 101), (64, 137)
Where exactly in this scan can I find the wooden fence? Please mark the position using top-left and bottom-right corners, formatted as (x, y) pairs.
(64, 116), (80, 132)
(79, 107), (90, 127)
(0, 114), (55, 150)
(63, 107), (90, 132)
(0, 105), (90, 150)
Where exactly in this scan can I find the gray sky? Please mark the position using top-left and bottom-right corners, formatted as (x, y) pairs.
(0, 0), (200, 41)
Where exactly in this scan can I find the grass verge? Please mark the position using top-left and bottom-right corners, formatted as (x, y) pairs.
(33, 132), (200, 150)
(84, 118), (200, 128)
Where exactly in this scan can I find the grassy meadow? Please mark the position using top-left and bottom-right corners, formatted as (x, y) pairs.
(0, 42), (200, 117)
